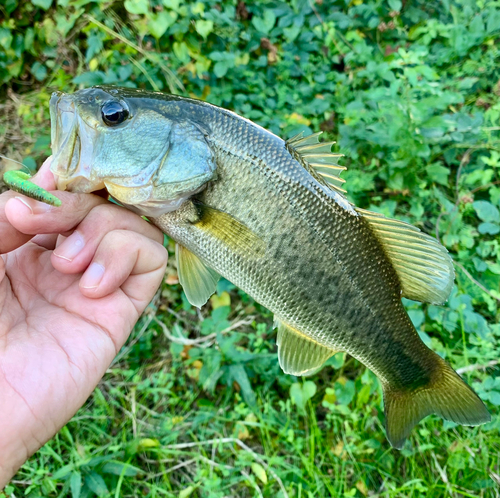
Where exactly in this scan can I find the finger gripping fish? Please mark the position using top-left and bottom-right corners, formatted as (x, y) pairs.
(49, 86), (490, 449)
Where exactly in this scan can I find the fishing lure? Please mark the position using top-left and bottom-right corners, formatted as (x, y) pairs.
(3, 170), (62, 207)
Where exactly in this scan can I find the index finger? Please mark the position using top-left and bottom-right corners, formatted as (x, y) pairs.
(0, 157), (58, 254)
(1, 157), (109, 254)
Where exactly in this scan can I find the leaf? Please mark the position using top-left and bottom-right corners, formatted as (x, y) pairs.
(31, 62), (47, 81)
(229, 364), (256, 407)
(84, 472), (109, 497)
(388, 0), (402, 11)
(489, 391), (500, 406)
(290, 381), (317, 413)
(473, 200), (500, 223)
(102, 462), (141, 477)
(162, 0), (180, 8)
(70, 472), (82, 498)
(213, 61), (230, 78)
(31, 0), (53, 10)
(52, 464), (74, 480)
(195, 20), (214, 40)
(124, 0), (149, 15)
(251, 10), (276, 34)
(149, 11), (177, 39)
(426, 164), (450, 186)
(478, 222), (500, 235)
(251, 463), (268, 484)
(179, 486), (196, 498)
(408, 309), (425, 329)
(73, 71), (106, 85)
(210, 291), (230, 309)
(334, 379), (355, 406)
(283, 25), (300, 42)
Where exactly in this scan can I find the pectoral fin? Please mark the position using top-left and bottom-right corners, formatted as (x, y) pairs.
(358, 208), (455, 305)
(194, 204), (266, 259)
(275, 319), (340, 376)
(176, 243), (220, 308)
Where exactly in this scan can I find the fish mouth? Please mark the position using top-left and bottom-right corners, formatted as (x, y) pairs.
(49, 92), (104, 193)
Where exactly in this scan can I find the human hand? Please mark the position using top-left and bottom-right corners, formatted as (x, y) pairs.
(0, 158), (168, 486)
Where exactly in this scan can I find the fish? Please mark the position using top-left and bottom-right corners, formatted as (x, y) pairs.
(49, 86), (490, 449)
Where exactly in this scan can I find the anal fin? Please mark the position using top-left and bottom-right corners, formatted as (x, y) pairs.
(275, 319), (340, 376)
(176, 243), (220, 308)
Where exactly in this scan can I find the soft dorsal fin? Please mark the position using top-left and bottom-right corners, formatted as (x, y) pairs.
(176, 243), (220, 308)
(358, 208), (455, 305)
(286, 131), (346, 195)
(275, 319), (340, 376)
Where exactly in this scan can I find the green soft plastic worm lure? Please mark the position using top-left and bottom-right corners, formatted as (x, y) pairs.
(3, 170), (62, 207)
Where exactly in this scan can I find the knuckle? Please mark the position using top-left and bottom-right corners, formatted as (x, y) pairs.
(106, 228), (139, 247)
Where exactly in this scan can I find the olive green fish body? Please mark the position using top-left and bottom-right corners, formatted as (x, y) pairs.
(154, 107), (433, 389)
(49, 87), (490, 448)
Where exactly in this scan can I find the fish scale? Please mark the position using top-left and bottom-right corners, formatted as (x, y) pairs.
(48, 86), (490, 449)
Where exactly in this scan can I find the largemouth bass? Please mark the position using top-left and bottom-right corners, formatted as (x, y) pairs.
(49, 86), (490, 448)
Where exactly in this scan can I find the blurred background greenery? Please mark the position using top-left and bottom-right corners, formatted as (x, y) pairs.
(1, 0), (500, 496)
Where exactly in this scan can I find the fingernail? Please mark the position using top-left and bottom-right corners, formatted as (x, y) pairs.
(80, 262), (105, 289)
(53, 231), (85, 262)
(14, 196), (53, 214)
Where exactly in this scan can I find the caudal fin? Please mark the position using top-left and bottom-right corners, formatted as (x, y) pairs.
(383, 355), (490, 449)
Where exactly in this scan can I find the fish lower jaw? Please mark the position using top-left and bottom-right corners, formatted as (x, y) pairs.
(56, 174), (105, 194)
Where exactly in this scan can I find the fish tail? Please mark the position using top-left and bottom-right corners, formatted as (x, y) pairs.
(383, 353), (490, 449)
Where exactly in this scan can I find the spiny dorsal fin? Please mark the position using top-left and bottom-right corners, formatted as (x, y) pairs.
(286, 131), (346, 195)
(275, 318), (340, 376)
(176, 243), (220, 308)
(358, 208), (455, 305)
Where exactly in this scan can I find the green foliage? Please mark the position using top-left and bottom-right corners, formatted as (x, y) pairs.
(2, 0), (500, 496)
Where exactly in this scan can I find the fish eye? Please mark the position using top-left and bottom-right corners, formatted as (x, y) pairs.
(101, 101), (129, 126)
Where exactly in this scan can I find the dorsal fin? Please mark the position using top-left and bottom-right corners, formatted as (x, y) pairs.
(286, 131), (346, 195)
(358, 208), (455, 305)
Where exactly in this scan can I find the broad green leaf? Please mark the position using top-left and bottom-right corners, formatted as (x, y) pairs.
(84, 472), (109, 497)
(473, 201), (500, 223)
(70, 471), (82, 498)
(31, 62), (47, 81)
(102, 461), (141, 477)
(478, 222), (500, 235)
(252, 10), (276, 34)
(52, 464), (74, 480)
(149, 11), (177, 39)
(388, 0), (402, 11)
(290, 381), (317, 413)
(179, 485), (196, 498)
(213, 61), (230, 78)
(489, 391), (500, 406)
(251, 463), (268, 484)
(334, 379), (355, 406)
(229, 364), (256, 407)
(426, 164), (450, 186)
(124, 0), (149, 15)
(195, 20), (214, 40)
(31, 0), (52, 10)
(162, 0), (180, 9)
